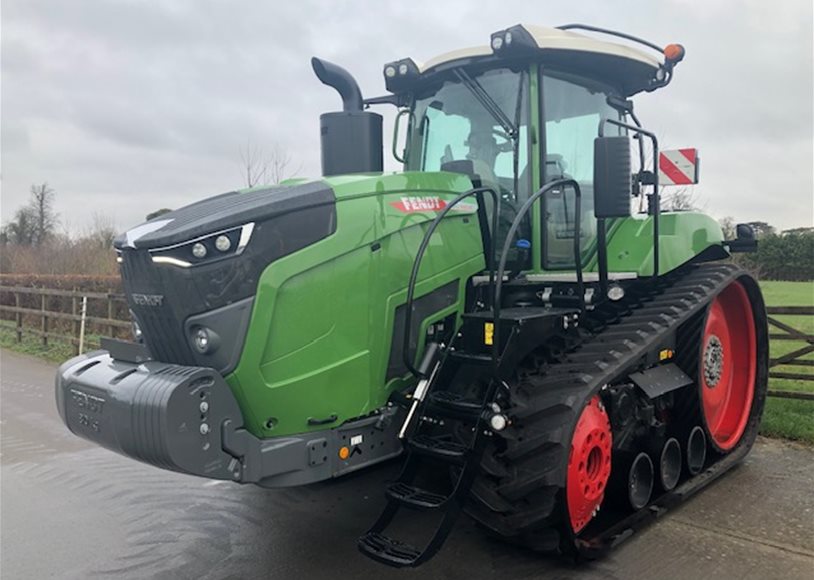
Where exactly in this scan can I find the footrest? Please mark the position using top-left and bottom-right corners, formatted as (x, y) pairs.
(428, 391), (483, 419)
(408, 433), (468, 463)
(386, 482), (449, 510)
(357, 532), (421, 568)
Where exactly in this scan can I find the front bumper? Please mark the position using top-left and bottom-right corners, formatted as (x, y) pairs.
(55, 350), (403, 487)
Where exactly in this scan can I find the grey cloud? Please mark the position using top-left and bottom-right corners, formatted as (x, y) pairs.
(1, 0), (811, 233)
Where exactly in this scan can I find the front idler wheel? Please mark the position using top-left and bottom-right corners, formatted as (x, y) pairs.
(566, 395), (612, 533)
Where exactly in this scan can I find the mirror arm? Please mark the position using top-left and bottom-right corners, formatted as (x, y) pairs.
(363, 94), (406, 107)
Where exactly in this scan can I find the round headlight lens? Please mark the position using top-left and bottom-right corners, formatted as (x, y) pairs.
(192, 242), (207, 259)
(193, 328), (210, 353)
(491, 36), (503, 50)
(215, 235), (231, 252)
(384, 66), (396, 78)
(131, 319), (143, 341)
(398, 63), (408, 75)
(504, 31), (513, 45)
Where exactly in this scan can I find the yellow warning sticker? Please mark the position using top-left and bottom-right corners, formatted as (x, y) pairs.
(484, 322), (494, 346)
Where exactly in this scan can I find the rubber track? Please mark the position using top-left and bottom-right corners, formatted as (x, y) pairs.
(465, 263), (760, 553)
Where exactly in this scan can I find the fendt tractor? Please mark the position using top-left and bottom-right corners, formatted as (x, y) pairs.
(55, 24), (767, 568)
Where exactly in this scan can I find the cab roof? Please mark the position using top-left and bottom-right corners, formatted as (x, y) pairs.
(384, 24), (678, 97)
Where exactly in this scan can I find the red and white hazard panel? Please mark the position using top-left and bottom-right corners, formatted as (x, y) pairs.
(658, 148), (699, 185)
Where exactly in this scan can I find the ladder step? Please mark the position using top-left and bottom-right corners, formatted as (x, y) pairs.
(449, 351), (493, 365)
(408, 433), (468, 463)
(357, 532), (421, 568)
(427, 391), (483, 419)
(386, 482), (449, 510)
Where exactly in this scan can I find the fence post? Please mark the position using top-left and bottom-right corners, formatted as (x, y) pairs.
(72, 289), (79, 355)
(41, 293), (48, 347)
(15, 292), (22, 343)
(79, 296), (88, 355)
(107, 289), (115, 339)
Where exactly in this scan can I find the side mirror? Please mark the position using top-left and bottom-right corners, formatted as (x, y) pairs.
(726, 223), (758, 253)
(594, 136), (632, 218)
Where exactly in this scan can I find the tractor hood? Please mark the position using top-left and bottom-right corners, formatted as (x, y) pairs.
(114, 180), (337, 374)
(114, 181), (335, 251)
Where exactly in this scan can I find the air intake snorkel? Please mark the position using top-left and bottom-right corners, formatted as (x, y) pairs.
(312, 57), (383, 176)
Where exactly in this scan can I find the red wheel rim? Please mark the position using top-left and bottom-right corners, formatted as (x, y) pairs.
(567, 395), (612, 533)
(699, 281), (757, 451)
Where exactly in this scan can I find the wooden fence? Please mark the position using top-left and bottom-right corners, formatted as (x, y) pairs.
(0, 286), (812, 400)
(0, 285), (130, 354)
(766, 306), (814, 400)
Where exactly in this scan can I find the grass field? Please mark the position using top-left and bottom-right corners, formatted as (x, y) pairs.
(2, 280), (813, 443)
(0, 319), (98, 363)
(758, 280), (814, 443)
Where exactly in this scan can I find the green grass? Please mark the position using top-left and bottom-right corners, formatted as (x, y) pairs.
(758, 280), (814, 443)
(0, 320), (101, 363)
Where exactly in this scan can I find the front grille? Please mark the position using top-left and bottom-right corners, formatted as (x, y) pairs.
(120, 249), (198, 365)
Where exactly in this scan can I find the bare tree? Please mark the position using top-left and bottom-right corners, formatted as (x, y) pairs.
(86, 212), (118, 249)
(28, 183), (58, 245)
(719, 216), (737, 240)
(267, 144), (297, 185)
(660, 186), (705, 212)
(239, 140), (298, 188)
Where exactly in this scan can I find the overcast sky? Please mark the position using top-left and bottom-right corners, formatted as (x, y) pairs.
(2, 0), (812, 234)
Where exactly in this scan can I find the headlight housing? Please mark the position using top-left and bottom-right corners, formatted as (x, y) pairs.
(148, 222), (254, 268)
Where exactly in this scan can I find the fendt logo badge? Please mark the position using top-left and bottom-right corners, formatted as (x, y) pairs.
(390, 196), (477, 214)
(132, 293), (164, 307)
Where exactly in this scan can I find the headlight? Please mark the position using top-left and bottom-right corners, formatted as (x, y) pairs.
(130, 312), (143, 342)
(192, 242), (207, 258)
(214, 235), (231, 252)
(191, 326), (220, 354)
(149, 222), (254, 268)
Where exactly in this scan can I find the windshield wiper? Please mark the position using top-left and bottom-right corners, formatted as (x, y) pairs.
(453, 68), (518, 140)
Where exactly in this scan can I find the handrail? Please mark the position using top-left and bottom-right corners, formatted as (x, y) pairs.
(599, 118), (660, 276)
(402, 187), (500, 378)
(493, 178), (583, 368)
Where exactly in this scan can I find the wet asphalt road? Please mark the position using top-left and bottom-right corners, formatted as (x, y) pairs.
(1, 348), (813, 580)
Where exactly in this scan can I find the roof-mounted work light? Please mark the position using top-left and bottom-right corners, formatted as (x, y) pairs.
(383, 58), (420, 92)
(490, 25), (538, 56)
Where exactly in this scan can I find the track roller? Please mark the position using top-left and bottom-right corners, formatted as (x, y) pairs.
(657, 437), (682, 492)
(686, 426), (707, 476)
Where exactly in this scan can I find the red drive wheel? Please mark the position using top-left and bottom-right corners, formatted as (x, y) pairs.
(699, 280), (757, 452)
(567, 395), (612, 533)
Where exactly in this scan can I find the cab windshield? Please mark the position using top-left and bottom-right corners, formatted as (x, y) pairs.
(406, 67), (531, 265)
(407, 67), (530, 203)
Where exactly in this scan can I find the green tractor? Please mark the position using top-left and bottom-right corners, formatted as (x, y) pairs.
(55, 24), (767, 568)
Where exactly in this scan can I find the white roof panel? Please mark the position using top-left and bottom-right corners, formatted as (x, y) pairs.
(419, 25), (662, 74)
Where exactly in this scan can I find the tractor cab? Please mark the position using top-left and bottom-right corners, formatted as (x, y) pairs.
(386, 24), (685, 278)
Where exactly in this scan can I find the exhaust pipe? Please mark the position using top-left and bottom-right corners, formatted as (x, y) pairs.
(658, 437), (682, 491)
(311, 57), (383, 177)
(311, 57), (363, 112)
(686, 426), (707, 476)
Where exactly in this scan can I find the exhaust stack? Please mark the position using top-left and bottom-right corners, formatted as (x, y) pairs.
(311, 57), (383, 177)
